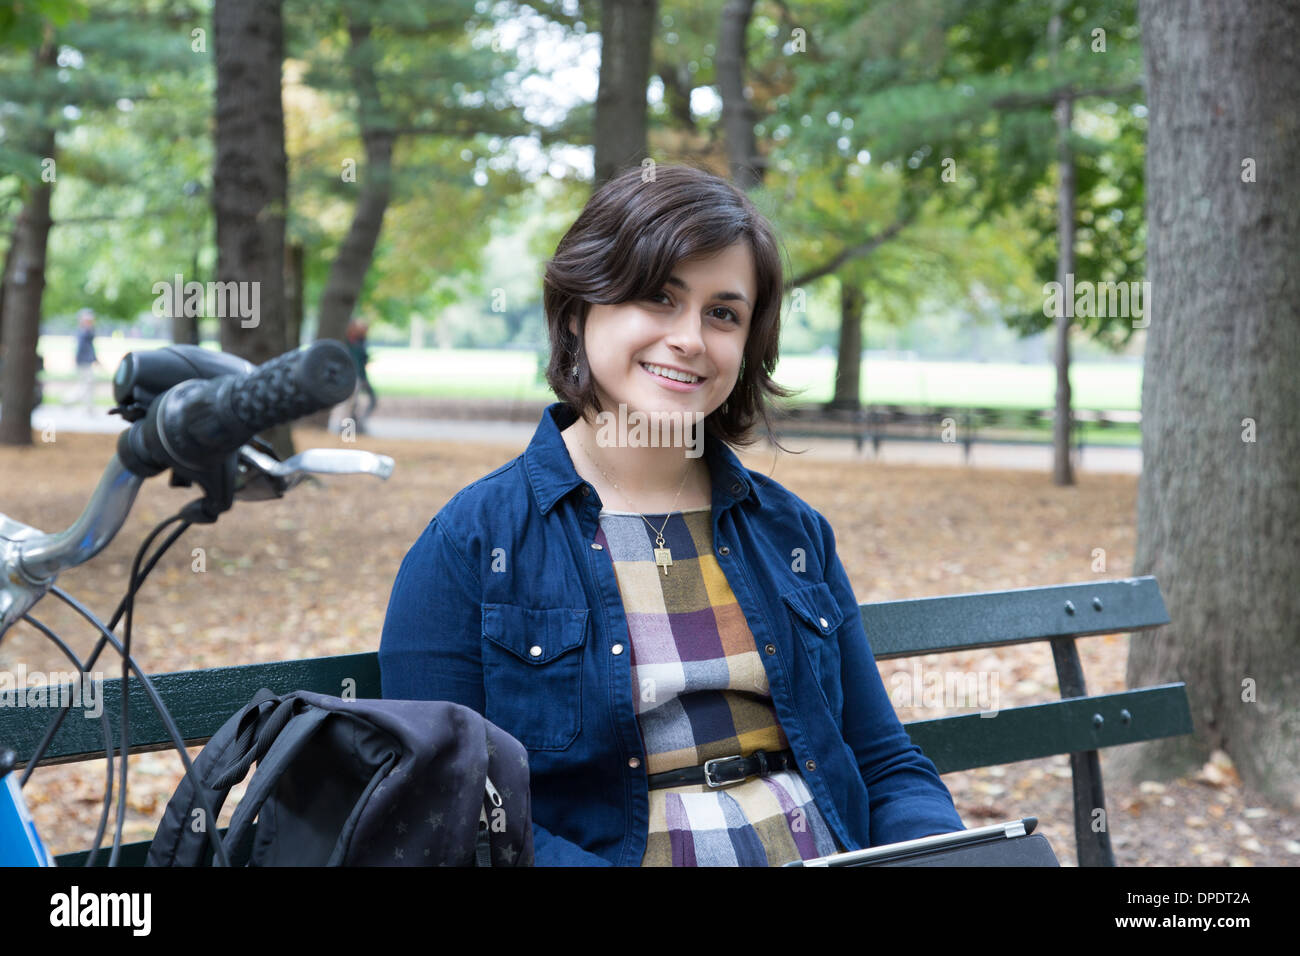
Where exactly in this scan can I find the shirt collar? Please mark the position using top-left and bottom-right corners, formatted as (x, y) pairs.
(525, 402), (763, 516)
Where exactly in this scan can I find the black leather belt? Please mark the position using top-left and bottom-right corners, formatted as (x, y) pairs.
(646, 749), (798, 790)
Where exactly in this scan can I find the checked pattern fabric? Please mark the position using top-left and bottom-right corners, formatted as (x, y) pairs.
(594, 507), (841, 867)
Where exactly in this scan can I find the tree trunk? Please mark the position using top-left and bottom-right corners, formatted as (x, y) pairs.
(314, 19), (394, 348)
(1117, 0), (1300, 809)
(171, 248), (201, 345)
(829, 278), (863, 411)
(593, 0), (657, 189)
(0, 156), (53, 447)
(313, 136), (392, 347)
(0, 229), (15, 331)
(285, 240), (304, 349)
(1050, 4), (1074, 486)
(0, 35), (57, 448)
(718, 0), (764, 191)
(171, 310), (200, 346)
(212, 0), (292, 456)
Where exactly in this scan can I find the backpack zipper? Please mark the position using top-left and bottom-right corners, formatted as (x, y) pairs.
(475, 774), (501, 867)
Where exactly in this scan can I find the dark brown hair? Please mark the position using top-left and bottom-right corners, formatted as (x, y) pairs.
(542, 163), (801, 452)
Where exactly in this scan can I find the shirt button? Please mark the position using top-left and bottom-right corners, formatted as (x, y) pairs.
(591, 542), (603, 550)
(611, 643), (624, 655)
(764, 643), (776, 655)
(819, 617), (829, 629)
(730, 482), (743, 494)
(718, 546), (730, 555)
(582, 486), (591, 496)
(805, 759), (817, 772)
(628, 757), (641, 769)
(529, 645), (543, 657)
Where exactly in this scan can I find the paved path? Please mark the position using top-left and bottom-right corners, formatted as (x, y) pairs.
(30, 405), (1141, 474)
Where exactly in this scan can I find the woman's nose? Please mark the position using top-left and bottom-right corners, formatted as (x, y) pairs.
(663, 310), (706, 355)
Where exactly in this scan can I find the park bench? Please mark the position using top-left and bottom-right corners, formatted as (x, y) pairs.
(772, 402), (1138, 462)
(5, 576), (1191, 867)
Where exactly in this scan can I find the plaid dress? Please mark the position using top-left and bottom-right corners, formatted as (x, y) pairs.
(595, 506), (842, 866)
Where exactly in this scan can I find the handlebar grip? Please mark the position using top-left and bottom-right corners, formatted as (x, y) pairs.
(118, 340), (356, 477)
(227, 340), (356, 436)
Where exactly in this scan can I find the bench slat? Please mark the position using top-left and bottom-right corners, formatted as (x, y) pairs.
(12, 579), (1172, 764)
(904, 683), (1194, 774)
(51, 684), (1193, 865)
(863, 577), (1169, 659)
(8, 653), (382, 767)
(56, 837), (155, 867)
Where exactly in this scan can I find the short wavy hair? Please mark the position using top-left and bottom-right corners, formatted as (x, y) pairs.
(542, 163), (799, 452)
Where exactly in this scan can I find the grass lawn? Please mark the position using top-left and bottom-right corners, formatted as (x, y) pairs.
(36, 336), (1143, 412)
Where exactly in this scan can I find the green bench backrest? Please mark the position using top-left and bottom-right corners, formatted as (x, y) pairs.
(8, 576), (1191, 775)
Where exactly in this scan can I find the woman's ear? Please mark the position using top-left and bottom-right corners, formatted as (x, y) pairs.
(567, 315), (577, 339)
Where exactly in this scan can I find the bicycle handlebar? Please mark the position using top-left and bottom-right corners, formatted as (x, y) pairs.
(2, 340), (359, 633)
(117, 339), (356, 477)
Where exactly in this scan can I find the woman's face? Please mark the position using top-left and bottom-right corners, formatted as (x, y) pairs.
(569, 241), (756, 424)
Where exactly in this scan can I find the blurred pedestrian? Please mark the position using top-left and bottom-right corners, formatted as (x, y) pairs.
(333, 318), (377, 435)
(69, 309), (99, 415)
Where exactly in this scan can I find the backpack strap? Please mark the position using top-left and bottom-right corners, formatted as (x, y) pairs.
(221, 704), (332, 866)
(146, 688), (283, 867)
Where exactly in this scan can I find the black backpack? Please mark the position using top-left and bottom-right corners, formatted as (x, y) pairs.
(147, 689), (533, 866)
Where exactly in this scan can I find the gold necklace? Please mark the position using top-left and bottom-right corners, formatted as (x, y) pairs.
(577, 437), (694, 576)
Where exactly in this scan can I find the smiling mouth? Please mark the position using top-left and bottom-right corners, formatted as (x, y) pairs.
(640, 362), (706, 384)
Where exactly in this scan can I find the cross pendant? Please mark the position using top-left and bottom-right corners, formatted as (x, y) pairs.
(654, 546), (673, 576)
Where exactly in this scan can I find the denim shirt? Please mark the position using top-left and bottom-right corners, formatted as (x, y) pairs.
(379, 402), (964, 865)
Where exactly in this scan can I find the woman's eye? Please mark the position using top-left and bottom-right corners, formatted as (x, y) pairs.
(645, 293), (739, 324)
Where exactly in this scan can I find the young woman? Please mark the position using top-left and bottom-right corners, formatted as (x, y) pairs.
(379, 164), (964, 866)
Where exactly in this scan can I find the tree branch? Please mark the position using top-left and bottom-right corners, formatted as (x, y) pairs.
(784, 210), (915, 290)
(991, 81), (1143, 111)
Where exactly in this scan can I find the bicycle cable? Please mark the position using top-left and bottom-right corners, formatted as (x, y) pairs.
(19, 510), (232, 866)
(46, 584), (231, 867)
(20, 513), (188, 785)
(15, 614), (116, 867)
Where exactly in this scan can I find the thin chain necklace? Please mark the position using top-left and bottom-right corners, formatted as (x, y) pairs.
(577, 436), (694, 576)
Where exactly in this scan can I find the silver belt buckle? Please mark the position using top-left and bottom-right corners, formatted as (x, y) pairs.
(703, 754), (746, 788)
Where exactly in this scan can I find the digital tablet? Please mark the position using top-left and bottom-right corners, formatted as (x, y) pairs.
(783, 817), (1051, 867)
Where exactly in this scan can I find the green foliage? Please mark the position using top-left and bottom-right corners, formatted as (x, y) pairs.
(760, 0), (1146, 348)
(284, 0), (566, 334)
(0, 0), (211, 324)
(0, 0), (88, 46)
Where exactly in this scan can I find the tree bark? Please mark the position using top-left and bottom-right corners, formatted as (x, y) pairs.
(593, 0), (657, 189)
(212, 0), (291, 456)
(285, 240), (304, 350)
(1050, 3), (1075, 486)
(1117, 0), (1300, 809)
(717, 0), (764, 191)
(314, 18), (394, 348)
(829, 278), (863, 411)
(0, 230), (16, 356)
(655, 57), (697, 131)
(0, 159), (53, 447)
(0, 229), (15, 331)
(171, 247), (201, 345)
(0, 36), (58, 448)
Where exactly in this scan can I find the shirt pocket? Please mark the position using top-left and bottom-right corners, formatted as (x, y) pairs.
(781, 582), (846, 719)
(481, 603), (590, 751)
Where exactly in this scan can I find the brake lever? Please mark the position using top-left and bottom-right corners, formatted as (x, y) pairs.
(235, 446), (395, 501)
